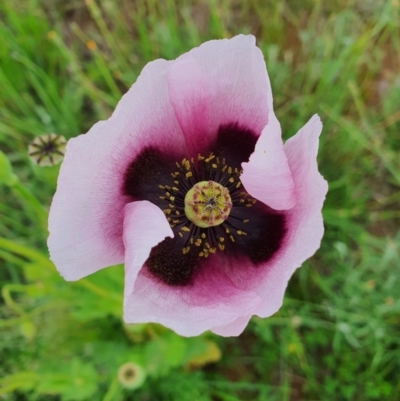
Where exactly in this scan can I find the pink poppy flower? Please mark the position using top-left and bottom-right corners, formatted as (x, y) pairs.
(48, 35), (327, 337)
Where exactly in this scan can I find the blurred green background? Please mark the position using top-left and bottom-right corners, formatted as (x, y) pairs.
(1, 0), (399, 400)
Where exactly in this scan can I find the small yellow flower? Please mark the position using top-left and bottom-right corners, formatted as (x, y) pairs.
(47, 31), (56, 40)
(86, 40), (97, 51)
(365, 280), (375, 290)
(290, 316), (302, 328)
(187, 340), (221, 369)
(117, 362), (146, 390)
(28, 133), (67, 167)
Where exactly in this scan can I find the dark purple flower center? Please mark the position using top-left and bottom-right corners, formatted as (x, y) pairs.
(157, 154), (257, 257)
(123, 123), (287, 287)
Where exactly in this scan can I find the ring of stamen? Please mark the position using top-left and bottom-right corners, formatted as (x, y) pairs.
(184, 180), (232, 228)
(158, 153), (256, 257)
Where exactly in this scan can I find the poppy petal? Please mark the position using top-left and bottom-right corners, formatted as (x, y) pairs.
(167, 34), (273, 155)
(241, 112), (296, 210)
(48, 59), (186, 280)
(123, 257), (262, 337)
(211, 314), (252, 337)
(123, 201), (173, 297)
(253, 114), (328, 318)
(215, 115), (326, 326)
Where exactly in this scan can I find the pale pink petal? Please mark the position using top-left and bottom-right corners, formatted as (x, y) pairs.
(241, 112), (296, 210)
(124, 255), (262, 337)
(123, 201), (173, 296)
(48, 59), (186, 281)
(211, 315), (252, 337)
(253, 115), (327, 317)
(220, 115), (326, 321)
(168, 35), (274, 154)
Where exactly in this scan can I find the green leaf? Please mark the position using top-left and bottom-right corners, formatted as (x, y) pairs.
(0, 150), (17, 186)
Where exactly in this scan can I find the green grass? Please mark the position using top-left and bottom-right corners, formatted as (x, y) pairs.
(1, 0), (400, 400)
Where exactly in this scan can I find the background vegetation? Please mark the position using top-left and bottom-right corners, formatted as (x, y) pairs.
(1, 0), (399, 400)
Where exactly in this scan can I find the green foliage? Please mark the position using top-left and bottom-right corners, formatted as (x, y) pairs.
(0, 151), (16, 186)
(1, 0), (399, 400)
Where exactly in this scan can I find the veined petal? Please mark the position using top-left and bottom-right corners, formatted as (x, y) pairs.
(124, 257), (262, 337)
(211, 314), (252, 337)
(241, 112), (296, 210)
(123, 201), (173, 299)
(167, 35), (274, 155)
(48, 59), (186, 281)
(252, 114), (327, 318)
(217, 115), (326, 324)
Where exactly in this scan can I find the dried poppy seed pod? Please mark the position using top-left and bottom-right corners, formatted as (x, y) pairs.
(117, 362), (146, 390)
(28, 133), (67, 166)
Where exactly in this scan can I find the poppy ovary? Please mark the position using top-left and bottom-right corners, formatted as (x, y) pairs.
(184, 180), (232, 228)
